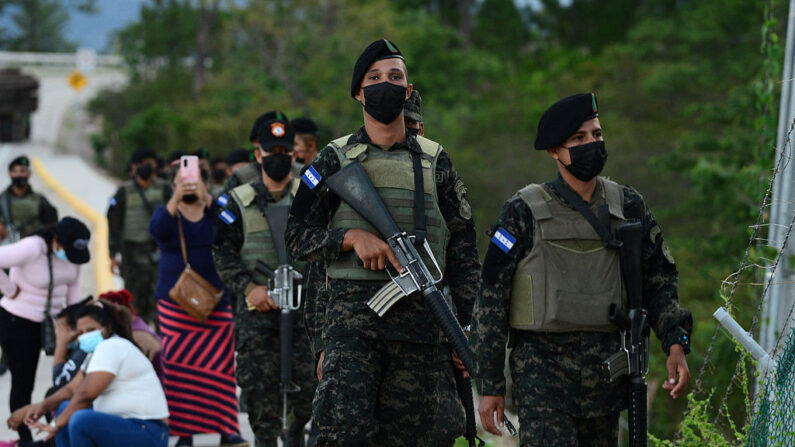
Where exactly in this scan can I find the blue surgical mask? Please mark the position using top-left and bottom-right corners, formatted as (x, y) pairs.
(54, 248), (68, 262)
(78, 329), (104, 353)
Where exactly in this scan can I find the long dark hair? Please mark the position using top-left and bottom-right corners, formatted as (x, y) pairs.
(75, 301), (133, 343)
(32, 224), (57, 254)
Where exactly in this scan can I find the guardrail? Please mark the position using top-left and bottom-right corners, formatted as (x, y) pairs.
(0, 51), (123, 67)
(32, 157), (115, 294)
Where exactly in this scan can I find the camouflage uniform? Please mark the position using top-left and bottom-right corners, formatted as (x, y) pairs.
(107, 177), (171, 325)
(470, 178), (693, 447)
(213, 179), (315, 447)
(0, 185), (58, 240)
(285, 127), (480, 446)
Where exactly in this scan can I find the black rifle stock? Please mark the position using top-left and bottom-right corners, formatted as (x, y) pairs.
(256, 205), (303, 443)
(602, 221), (649, 447)
(325, 162), (475, 374)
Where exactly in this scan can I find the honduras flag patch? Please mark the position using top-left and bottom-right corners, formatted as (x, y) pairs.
(109, 197), (117, 207)
(217, 194), (229, 208)
(491, 227), (515, 253)
(219, 210), (236, 225)
(302, 166), (322, 190)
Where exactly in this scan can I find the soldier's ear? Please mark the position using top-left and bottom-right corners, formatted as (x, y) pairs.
(546, 147), (560, 160)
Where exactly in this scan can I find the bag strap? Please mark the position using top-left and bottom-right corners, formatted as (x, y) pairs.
(550, 177), (621, 249)
(176, 214), (190, 268)
(411, 150), (427, 246)
(45, 251), (54, 315)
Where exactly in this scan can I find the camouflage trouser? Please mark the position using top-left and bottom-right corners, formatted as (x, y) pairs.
(236, 313), (316, 445)
(427, 343), (465, 446)
(313, 337), (439, 446)
(121, 241), (159, 325)
(515, 406), (619, 447)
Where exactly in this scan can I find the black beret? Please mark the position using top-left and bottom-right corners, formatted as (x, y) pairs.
(534, 93), (600, 150)
(250, 111), (290, 143)
(404, 90), (422, 122)
(8, 155), (30, 171)
(291, 117), (318, 135)
(130, 146), (157, 163)
(351, 39), (404, 98)
(257, 112), (295, 152)
(225, 148), (252, 165)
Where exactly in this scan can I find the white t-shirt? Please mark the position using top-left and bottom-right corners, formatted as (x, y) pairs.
(84, 336), (169, 420)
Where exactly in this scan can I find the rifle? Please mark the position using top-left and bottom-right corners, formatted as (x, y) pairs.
(0, 195), (21, 245)
(602, 221), (649, 447)
(253, 204), (303, 444)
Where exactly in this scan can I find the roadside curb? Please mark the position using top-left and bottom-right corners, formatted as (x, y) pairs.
(31, 156), (114, 293)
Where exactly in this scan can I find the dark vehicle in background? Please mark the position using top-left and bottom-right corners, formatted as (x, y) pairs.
(0, 68), (38, 142)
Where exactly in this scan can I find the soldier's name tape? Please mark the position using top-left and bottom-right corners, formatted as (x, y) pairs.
(492, 227), (515, 253)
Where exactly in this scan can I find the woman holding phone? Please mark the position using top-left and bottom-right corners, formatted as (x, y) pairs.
(149, 160), (246, 447)
(0, 217), (91, 443)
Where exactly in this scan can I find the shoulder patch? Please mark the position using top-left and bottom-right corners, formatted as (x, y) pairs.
(491, 227), (516, 253)
(109, 197), (117, 207)
(217, 194), (229, 208)
(219, 209), (237, 225)
(302, 165), (322, 190)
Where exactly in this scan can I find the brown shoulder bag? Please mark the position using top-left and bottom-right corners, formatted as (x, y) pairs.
(168, 215), (222, 322)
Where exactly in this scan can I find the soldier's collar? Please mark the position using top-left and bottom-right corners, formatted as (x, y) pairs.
(351, 126), (419, 153)
(548, 174), (603, 206)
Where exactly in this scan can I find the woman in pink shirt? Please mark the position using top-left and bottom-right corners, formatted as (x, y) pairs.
(0, 216), (90, 443)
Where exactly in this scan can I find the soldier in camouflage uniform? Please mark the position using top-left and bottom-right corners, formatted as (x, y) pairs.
(107, 147), (172, 325)
(471, 93), (693, 446)
(213, 112), (315, 447)
(224, 111), (290, 192)
(405, 89), (466, 446)
(286, 39), (480, 446)
(0, 155), (58, 243)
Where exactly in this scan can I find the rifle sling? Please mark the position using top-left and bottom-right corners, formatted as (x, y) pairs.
(411, 150), (427, 246)
(550, 178), (621, 249)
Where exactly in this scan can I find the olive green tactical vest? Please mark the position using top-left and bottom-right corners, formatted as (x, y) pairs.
(122, 179), (168, 243)
(7, 192), (41, 237)
(229, 180), (303, 286)
(327, 134), (450, 281)
(509, 178), (627, 332)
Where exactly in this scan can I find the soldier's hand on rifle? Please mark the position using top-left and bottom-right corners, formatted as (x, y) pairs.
(316, 351), (324, 381)
(0, 223), (7, 240)
(451, 351), (469, 378)
(662, 344), (690, 399)
(478, 395), (506, 436)
(246, 285), (278, 312)
(342, 228), (403, 273)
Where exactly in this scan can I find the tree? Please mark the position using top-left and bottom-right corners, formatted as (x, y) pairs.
(5, 0), (74, 52)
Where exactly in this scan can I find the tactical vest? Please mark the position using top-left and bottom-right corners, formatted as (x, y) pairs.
(7, 192), (41, 237)
(509, 178), (627, 332)
(326, 135), (449, 281)
(229, 180), (303, 286)
(122, 180), (167, 243)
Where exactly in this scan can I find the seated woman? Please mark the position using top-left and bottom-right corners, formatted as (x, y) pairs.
(25, 303), (169, 447)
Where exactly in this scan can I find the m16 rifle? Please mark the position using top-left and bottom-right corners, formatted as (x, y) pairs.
(253, 204), (303, 444)
(602, 221), (649, 447)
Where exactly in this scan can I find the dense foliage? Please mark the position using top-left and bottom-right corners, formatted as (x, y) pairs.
(87, 0), (783, 442)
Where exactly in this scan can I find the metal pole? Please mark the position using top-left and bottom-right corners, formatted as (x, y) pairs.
(763, 0), (795, 353)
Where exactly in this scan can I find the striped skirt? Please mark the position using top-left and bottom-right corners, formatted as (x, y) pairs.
(158, 298), (240, 436)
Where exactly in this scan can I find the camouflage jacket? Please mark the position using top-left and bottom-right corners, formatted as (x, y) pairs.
(470, 178), (692, 415)
(286, 126), (480, 345)
(212, 181), (302, 328)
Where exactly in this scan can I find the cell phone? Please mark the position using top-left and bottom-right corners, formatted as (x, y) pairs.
(180, 155), (200, 183)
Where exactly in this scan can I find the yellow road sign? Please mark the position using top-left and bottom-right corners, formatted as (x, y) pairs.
(67, 70), (87, 91)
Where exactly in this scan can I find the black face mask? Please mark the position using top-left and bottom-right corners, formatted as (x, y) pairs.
(182, 194), (199, 204)
(211, 169), (226, 182)
(135, 164), (154, 180)
(561, 140), (607, 181)
(261, 153), (292, 181)
(406, 127), (420, 137)
(363, 82), (407, 124)
(295, 157), (305, 164)
(11, 176), (28, 188)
